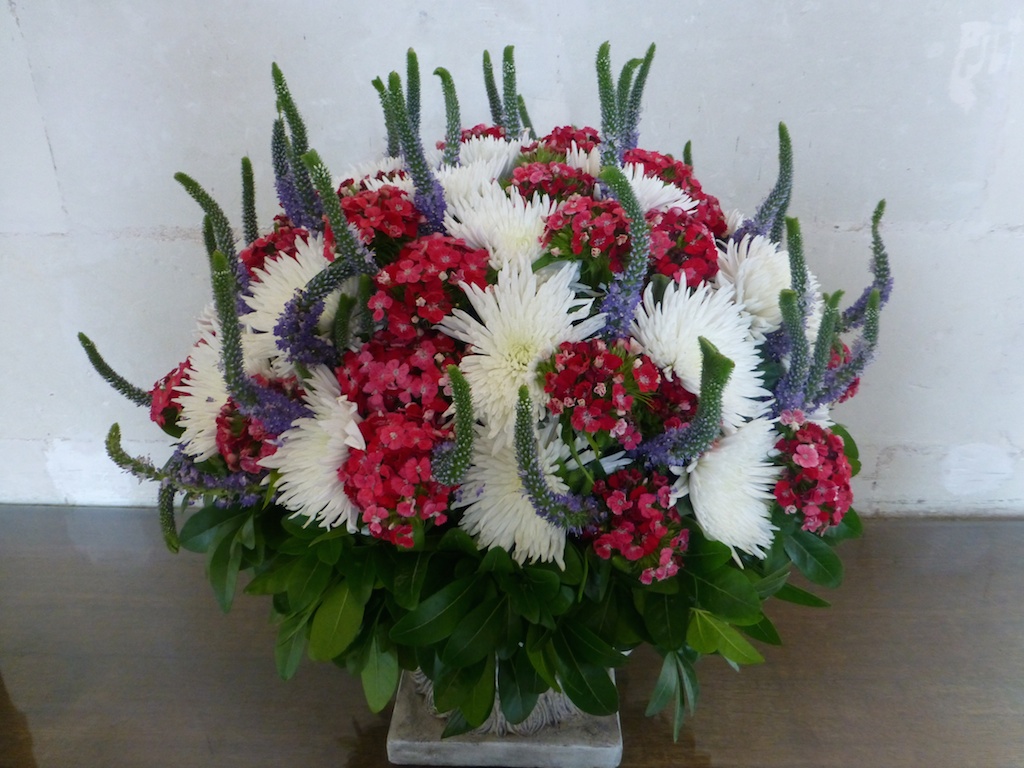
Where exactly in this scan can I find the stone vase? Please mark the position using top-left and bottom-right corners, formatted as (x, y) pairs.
(386, 670), (622, 767)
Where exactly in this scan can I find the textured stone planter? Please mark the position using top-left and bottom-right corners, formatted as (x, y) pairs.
(386, 671), (622, 767)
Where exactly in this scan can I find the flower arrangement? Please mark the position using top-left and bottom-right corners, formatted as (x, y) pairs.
(81, 43), (890, 739)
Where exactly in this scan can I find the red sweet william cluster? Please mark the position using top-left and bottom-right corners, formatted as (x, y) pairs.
(368, 233), (490, 341)
(542, 339), (663, 451)
(592, 469), (690, 584)
(647, 206), (720, 288)
(336, 331), (461, 548)
(622, 148), (728, 238)
(540, 125), (601, 155)
(215, 399), (278, 475)
(544, 196), (632, 272)
(238, 216), (312, 277)
(508, 162), (596, 201)
(150, 359), (190, 430)
(773, 411), (854, 533)
(334, 231), (489, 547)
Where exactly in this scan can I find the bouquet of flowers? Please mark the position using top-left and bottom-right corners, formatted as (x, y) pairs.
(81, 43), (890, 738)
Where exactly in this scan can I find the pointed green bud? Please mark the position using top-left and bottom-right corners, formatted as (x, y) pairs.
(78, 333), (152, 408)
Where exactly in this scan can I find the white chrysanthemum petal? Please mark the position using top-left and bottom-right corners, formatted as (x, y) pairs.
(437, 262), (605, 446)
(563, 141), (602, 176)
(723, 209), (747, 237)
(361, 173), (415, 194)
(436, 160), (508, 208)
(344, 156), (410, 191)
(458, 135), (523, 175)
(175, 325), (229, 462)
(444, 186), (556, 272)
(686, 418), (780, 560)
(259, 365), (364, 530)
(242, 235), (346, 378)
(455, 424), (567, 567)
(631, 281), (769, 430)
(622, 163), (698, 214)
(716, 235), (792, 340)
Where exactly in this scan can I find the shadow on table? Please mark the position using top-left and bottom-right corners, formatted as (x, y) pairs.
(0, 670), (38, 768)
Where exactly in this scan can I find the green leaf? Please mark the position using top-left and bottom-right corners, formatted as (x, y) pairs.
(462, 654), (496, 728)
(685, 534), (733, 574)
(525, 625), (560, 692)
(686, 609), (764, 665)
(208, 525), (244, 612)
(390, 576), (483, 646)
(442, 597), (506, 668)
(434, 656), (485, 713)
(361, 633), (400, 713)
(560, 543), (584, 585)
(784, 529), (844, 588)
(693, 568), (763, 625)
(523, 566), (561, 600)
(179, 505), (247, 553)
(645, 652), (679, 717)
(287, 553), (333, 611)
(438, 527), (480, 557)
(479, 546), (515, 575)
(498, 654), (541, 725)
(749, 563), (791, 599)
(552, 632), (618, 716)
(823, 508), (863, 542)
(741, 614), (783, 646)
(274, 613), (308, 680)
(774, 582), (831, 607)
(547, 584), (575, 617)
(308, 581), (364, 661)
(441, 709), (475, 739)
(643, 591), (689, 649)
(245, 557), (298, 596)
(502, 574), (541, 624)
(560, 621), (627, 668)
(676, 651), (699, 716)
(392, 552), (432, 610)
(337, 547), (376, 605)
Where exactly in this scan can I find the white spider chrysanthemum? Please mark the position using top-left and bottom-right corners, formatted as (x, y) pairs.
(175, 325), (229, 462)
(437, 158), (509, 205)
(564, 141), (602, 176)
(454, 423), (568, 567)
(716, 234), (792, 340)
(723, 209), (747, 237)
(622, 163), (698, 214)
(458, 135), (523, 175)
(437, 262), (605, 446)
(631, 281), (769, 431)
(242, 235), (346, 378)
(259, 365), (365, 530)
(444, 185), (556, 272)
(345, 156), (411, 192)
(678, 417), (780, 560)
(361, 172), (415, 195)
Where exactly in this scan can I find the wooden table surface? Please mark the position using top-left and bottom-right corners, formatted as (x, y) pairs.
(1, 505), (1022, 767)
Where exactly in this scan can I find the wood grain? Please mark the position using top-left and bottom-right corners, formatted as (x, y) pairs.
(1, 506), (1022, 767)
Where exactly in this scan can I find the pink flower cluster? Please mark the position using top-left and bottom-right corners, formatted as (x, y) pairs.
(508, 162), (596, 201)
(591, 469), (690, 585)
(544, 196), (632, 271)
(334, 233), (489, 547)
(773, 412), (854, 533)
(542, 339), (656, 451)
(238, 216), (313, 278)
(336, 331), (460, 547)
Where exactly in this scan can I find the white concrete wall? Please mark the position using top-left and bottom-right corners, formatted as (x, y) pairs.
(3, 1), (1022, 514)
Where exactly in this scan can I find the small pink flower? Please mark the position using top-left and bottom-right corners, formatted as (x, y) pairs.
(793, 443), (821, 468)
